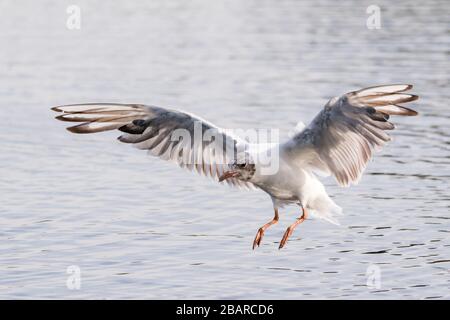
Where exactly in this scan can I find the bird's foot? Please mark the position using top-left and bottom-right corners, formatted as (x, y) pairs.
(279, 227), (294, 249)
(252, 228), (265, 249)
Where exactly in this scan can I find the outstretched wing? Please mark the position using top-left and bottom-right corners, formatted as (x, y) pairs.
(52, 103), (254, 189)
(282, 84), (419, 186)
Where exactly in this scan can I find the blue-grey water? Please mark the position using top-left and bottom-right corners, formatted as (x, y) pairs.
(0, 0), (449, 299)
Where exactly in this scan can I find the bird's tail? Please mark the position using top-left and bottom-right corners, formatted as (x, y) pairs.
(51, 103), (150, 134)
(308, 194), (343, 226)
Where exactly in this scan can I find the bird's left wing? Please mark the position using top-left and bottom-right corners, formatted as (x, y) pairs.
(52, 103), (254, 189)
(282, 84), (418, 186)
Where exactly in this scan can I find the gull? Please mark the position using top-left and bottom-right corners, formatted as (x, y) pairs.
(52, 84), (418, 249)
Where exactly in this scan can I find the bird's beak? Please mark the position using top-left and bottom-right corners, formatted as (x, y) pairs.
(219, 170), (239, 182)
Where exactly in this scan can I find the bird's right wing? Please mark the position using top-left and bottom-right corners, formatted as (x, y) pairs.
(282, 84), (419, 186)
(52, 103), (254, 189)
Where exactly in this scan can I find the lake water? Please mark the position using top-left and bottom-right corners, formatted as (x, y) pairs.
(0, 0), (449, 299)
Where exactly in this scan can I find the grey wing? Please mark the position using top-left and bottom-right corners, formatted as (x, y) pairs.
(52, 103), (254, 189)
(282, 84), (419, 186)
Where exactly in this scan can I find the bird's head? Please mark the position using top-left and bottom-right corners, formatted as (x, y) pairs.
(219, 159), (256, 182)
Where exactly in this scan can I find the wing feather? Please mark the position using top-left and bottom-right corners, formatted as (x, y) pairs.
(283, 84), (418, 186)
(52, 103), (255, 189)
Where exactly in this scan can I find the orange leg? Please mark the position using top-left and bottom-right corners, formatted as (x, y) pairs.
(279, 208), (308, 249)
(253, 208), (279, 249)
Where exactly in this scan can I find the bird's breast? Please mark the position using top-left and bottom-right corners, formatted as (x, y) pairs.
(252, 160), (307, 201)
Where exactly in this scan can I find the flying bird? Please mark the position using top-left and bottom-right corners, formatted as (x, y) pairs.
(52, 84), (418, 249)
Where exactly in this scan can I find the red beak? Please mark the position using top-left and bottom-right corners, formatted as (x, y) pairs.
(218, 170), (239, 182)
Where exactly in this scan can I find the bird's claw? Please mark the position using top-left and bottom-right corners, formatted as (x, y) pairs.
(252, 228), (265, 249)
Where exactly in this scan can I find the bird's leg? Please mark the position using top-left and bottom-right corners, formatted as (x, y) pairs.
(279, 208), (308, 249)
(253, 208), (279, 249)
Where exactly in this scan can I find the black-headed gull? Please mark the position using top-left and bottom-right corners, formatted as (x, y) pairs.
(52, 84), (418, 249)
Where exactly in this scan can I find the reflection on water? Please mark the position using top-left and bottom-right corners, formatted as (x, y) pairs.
(0, 0), (449, 299)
